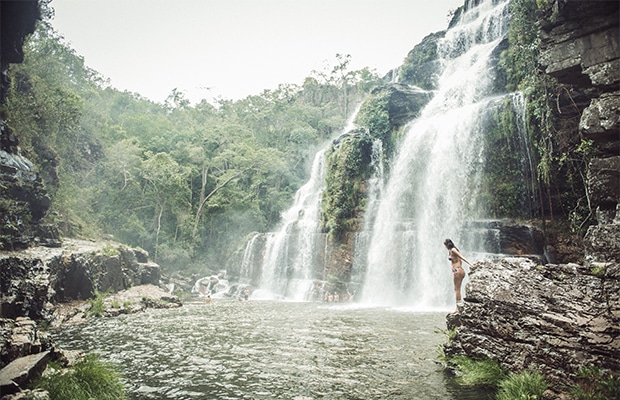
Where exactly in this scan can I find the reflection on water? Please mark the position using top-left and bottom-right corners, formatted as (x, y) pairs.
(53, 301), (487, 399)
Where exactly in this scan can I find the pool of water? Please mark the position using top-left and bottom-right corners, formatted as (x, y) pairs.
(53, 300), (488, 399)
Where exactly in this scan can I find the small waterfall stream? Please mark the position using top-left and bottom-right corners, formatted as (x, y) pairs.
(361, 0), (513, 308)
(350, 139), (386, 285)
(252, 110), (360, 300)
(258, 148), (328, 300)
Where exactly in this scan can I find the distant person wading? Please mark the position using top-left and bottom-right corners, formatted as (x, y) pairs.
(444, 239), (473, 314)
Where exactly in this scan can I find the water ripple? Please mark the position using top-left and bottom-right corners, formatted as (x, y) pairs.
(53, 301), (487, 399)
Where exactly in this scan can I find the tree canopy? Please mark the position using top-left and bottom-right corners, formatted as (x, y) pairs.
(4, 11), (382, 273)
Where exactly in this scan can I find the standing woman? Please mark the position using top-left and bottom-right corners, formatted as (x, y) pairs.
(444, 238), (473, 313)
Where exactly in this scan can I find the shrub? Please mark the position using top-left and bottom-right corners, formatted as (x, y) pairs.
(33, 354), (127, 400)
(571, 367), (620, 400)
(86, 290), (106, 317)
(496, 370), (547, 400)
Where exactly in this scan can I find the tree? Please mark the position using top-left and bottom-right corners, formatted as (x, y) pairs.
(140, 152), (191, 260)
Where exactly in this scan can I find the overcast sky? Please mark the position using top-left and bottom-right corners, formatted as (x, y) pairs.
(50, 0), (464, 104)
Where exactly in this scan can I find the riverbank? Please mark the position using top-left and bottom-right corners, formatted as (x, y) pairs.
(0, 238), (178, 398)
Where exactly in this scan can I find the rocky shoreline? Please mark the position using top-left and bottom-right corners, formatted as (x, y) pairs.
(444, 257), (619, 392)
(0, 239), (181, 398)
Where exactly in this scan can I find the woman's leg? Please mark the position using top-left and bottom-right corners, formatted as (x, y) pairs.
(453, 269), (465, 302)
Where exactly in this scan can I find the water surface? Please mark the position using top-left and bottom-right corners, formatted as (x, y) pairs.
(53, 301), (487, 399)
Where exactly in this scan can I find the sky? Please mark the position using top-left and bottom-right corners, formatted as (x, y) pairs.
(50, 0), (464, 104)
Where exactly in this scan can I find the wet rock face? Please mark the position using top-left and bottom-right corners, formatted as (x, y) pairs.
(464, 220), (545, 257)
(371, 83), (434, 128)
(0, 150), (58, 251)
(444, 258), (620, 386)
(539, 0), (620, 225)
(0, 1), (40, 105)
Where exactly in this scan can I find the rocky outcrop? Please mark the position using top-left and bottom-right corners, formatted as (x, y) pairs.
(0, 143), (58, 252)
(0, 239), (162, 321)
(464, 219), (545, 258)
(442, 2), (619, 393)
(0, 239), (170, 396)
(371, 83), (434, 128)
(0, 1), (54, 251)
(539, 0), (619, 261)
(0, 318), (51, 370)
(399, 31), (446, 90)
(444, 257), (619, 387)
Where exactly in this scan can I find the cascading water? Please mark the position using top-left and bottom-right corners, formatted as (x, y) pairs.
(361, 0), (512, 308)
(351, 139), (385, 285)
(256, 109), (360, 300)
(258, 149), (328, 300)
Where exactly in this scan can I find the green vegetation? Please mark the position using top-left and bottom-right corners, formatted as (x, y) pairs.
(480, 97), (534, 219)
(498, 0), (594, 234)
(571, 366), (620, 400)
(322, 132), (374, 239)
(86, 290), (106, 317)
(100, 244), (120, 257)
(447, 354), (551, 399)
(590, 264), (607, 278)
(110, 298), (121, 309)
(496, 370), (547, 400)
(4, 5), (382, 274)
(398, 31), (445, 90)
(450, 355), (508, 387)
(32, 355), (127, 400)
(355, 94), (391, 141)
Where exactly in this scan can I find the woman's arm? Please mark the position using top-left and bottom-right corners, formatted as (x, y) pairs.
(454, 249), (473, 266)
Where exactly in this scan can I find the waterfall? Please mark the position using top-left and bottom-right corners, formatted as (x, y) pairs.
(351, 139), (386, 285)
(238, 233), (262, 286)
(257, 109), (360, 300)
(360, 0), (512, 308)
(512, 92), (539, 218)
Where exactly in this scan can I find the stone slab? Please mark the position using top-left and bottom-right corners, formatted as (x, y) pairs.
(0, 351), (50, 394)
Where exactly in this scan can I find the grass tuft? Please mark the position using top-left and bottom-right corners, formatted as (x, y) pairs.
(33, 354), (127, 400)
(451, 355), (507, 387)
(86, 290), (106, 317)
(496, 369), (547, 400)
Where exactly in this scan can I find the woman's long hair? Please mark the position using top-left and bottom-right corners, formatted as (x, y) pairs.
(444, 238), (458, 250)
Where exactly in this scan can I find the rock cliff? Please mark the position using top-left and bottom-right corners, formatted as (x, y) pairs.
(444, 0), (620, 392)
(445, 257), (619, 386)
(0, 1), (55, 251)
(538, 0), (619, 257)
(0, 239), (161, 323)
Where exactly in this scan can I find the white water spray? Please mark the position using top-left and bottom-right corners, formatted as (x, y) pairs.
(361, 0), (512, 309)
(258, 108), (361, 300)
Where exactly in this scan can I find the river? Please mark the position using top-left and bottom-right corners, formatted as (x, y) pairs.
(53, 300), (489, 399)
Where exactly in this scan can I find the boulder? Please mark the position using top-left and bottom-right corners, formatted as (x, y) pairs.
(0, 317), (52, 369)
(584, 223), (620, 263)
(0, 351), (50, 395)
(370, 83), (434, 128)
(463, 219), (545, 257)
(444, 258), (619, 386)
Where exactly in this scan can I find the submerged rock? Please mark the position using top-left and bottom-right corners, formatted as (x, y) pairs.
(444, 257), (619, 386)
